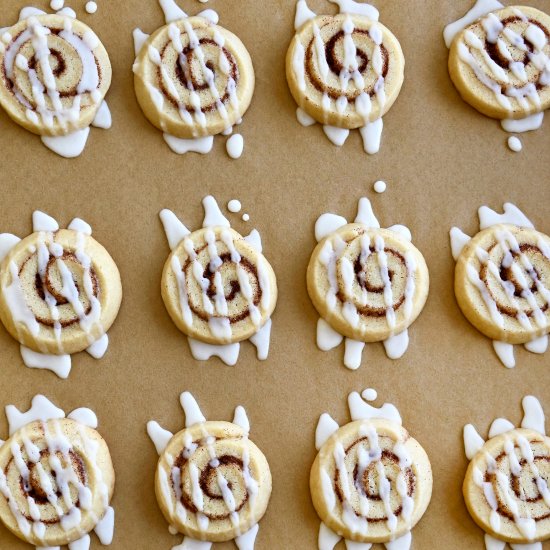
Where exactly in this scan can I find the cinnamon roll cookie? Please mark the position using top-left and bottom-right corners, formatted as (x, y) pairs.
(450, 203), (550, 368)
(147, 391), (271, 547)
(444, 3), (550, 151)
(287, 0), (405, 154)
(0, 9), (112, 157)
(160, 196), (277, 366)
(0, 395), (115, 548)
(133, 0), (254, 158)
(308, 197), (429, 369)
(463, 395), (550, 545)
(311, 388), (432, 548)
(0, 211), (122, 378)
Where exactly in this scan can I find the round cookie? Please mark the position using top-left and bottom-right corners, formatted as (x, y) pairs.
(454, 224), (550, 344)
(161, 226), (277, 345)
(0, 418), (115, 547)
(310, 418), (433, 543)
(155, 420), (272, 542)
(286, 13), (405, 128)
(307, 224), (429, 342)
(134, 17), (255, 139)
(0, 14), (111, 136)
(0, 229), (122, 355)
(463, 428), (550, 544)
(448, 6), (550, 120)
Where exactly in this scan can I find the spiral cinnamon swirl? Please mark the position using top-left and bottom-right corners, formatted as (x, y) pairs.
(448, 6), (550, 119)
(463, 428), (550, 543)
(161, 226), (277, 345)
(0, 14), (111, 136)
(286, 13), (404, 127)
(454, 224), (550, 344)
(155, 420), (271, 542)
(310, 418), (432, 543)
(134, 16), (254, 138)
(0, 228), (122, 355)
(307, 224), (429, 342)
(0, 418), (115, 547)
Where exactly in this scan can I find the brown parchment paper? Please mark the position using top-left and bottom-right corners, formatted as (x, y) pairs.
(0, 0), (549, 548)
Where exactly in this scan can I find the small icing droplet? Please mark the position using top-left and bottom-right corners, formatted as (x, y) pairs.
(85, 1), (98, 14)
(50, 0), (64, 10)
(507, 136), (522, 152)
(226, 133), (244, 159)
(227, 200), (242, 213)
(373, 180), (386, 193)
(361, 388), (377, 401)
(242, 213), (250, 222)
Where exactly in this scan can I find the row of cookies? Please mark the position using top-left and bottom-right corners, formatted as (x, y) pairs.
(1, 0), (549, 157)
(0, 196), (548, 376)
(0, 389), (548, 549)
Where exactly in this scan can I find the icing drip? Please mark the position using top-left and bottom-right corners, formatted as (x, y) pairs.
(132, 29), (150, 57)
(524, 335), (548, 354)
(323, 125), (350, 146)
(67, 408), (98, 429)
(316, 318), (344, 351)
(6, 395), (64, 436)
(160, 209), (191, 250)
(493, 341), (515, 369)
(249, 319), (272, 360)
(188, 339), (240, 366)
(449, 227), (472, 260)
(315, 214), (348, 242)
(163, 134), (214, 155)
(382, 330), (409, 359)
(359, 118), (383, 155)
(235, 523), (259, 549)
(86, 333), (109, 359)
(488, 418), (515, 437)
(41, 128), (91, 158)
(94, 506), (114, 544)
(172, 538), (212, 549)
(226, 133), (244, 159)
(343, 339), (365, 370)
(202, 196), (230, 228)
(315, 413), (340, 450)
(33, 211), (59, 232)
(318, 522), (342, 549)
(328, 0), (379, 20)
(521, 396), (545, 435)
(501, 112), (544, 133)
(92, 101), (111, 129)
(464, 424), (485, 459)
(444, 0), (505, 48)
(159, 0), (188, 24)
(0, 233), (21, 263)
(20, 346), (72, 379)
(296, 107), (316, 126)
(180, 391), (206, 427)
(147, 421), (174, 454)
(295, 0), (316, 30)
(348, 390), (402, 424)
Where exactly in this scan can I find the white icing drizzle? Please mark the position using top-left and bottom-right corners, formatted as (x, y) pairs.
(501, 112), (544, 133)
(41, 128), (91, 158)
(315, 413), (340, 450)
(67, 408), (98, 429)
(180, 391), (207, 427)
(382, 330), (409, 359)
(315, 213), (348, 242)
(172, 538), (212, 550)
(508, 136), (522, 152)
(348, 390), (402, 425)
(19, 7), (46, 21)
(132, 28), (150, 57)
(86, 333), (109, 359)
(450, 227), (472, 260)
(249, 319), (272, 360)
(359, 118), (383, 155)
(318, 522), (342, 550)
(188, 339), (240, 366)
(464, 424), (486, 459)
(147, 420), (174, 454)
(521, 396), (545, 435)
(443, 0), (505, 48)
(20, 346), (72, 379)
(226, 133), (244, 159)
(91, 101), (111, 129)
(296, 107), (316, 126)
(160, 209), (191, 250)
(323, 125), (350, 146)
(329, 0), (379, 20)
(343, 339), (365, 370)
(295, 0), (316, 31)
(163, 134), (214, 155)
(493, 341), (515, 369)
(316, 318), (344, 351)
(235, 523), (258, 549)
(94, 506), (114, 544)
(33, 211), (59, 232)
(524, 335), (548, 354)
(0, 233), (21, 263)
(159, 0), (188, 24)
